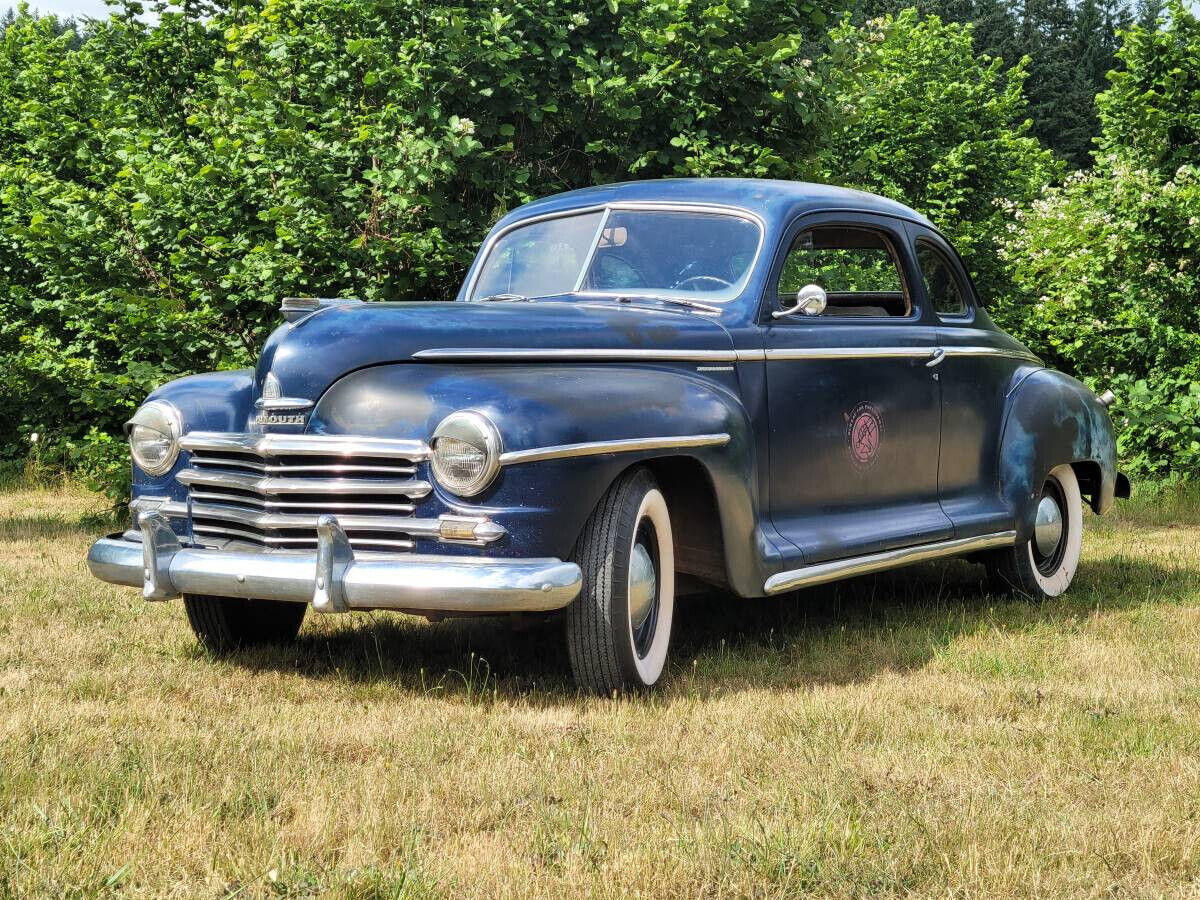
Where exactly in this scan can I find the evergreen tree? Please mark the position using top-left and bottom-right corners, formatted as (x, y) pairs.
(853, 0), (1133, 168)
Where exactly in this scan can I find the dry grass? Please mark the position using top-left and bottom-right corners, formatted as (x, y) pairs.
(1, 483), (1199, 898)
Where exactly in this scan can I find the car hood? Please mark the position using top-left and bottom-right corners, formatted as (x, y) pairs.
(256, 300), (734, 406)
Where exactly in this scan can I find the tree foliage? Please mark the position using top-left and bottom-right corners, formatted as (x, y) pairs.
(1000, 1), (1200, 479)
(854, 0), (1132, 169)
(819, 10), (1058, 300)
(0, 0), (1197, 493)
(0, 0), (833, 489)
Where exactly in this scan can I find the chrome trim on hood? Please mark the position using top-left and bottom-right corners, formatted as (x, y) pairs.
(412, 348), (739, 363)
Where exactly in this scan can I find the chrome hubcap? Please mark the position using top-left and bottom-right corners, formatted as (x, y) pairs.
(1034, 494), (1064, 558)
(628, 542), (657, 632)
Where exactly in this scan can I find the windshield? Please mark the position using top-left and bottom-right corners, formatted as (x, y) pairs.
(470, 207), (761, 302)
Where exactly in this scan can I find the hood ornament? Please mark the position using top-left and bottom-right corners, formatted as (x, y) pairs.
(253, 371), (313, 426)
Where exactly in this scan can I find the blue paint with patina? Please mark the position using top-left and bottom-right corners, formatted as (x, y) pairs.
(130, 178), (1124, 595)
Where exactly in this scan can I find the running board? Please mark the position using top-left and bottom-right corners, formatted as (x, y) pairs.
(764, 531), (1017, 594)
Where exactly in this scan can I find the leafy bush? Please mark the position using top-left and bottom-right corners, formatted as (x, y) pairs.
(1, 0), (1197, 495)
(819, 10), (1059, 303)
(1000, 1), (1200, 479)
(0, 0), (832, 489)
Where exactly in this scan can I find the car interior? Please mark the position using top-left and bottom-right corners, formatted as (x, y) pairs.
(778, 226), (912, 317)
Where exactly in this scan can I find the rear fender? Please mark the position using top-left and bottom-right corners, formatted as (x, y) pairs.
(998, 369), (1118, 540)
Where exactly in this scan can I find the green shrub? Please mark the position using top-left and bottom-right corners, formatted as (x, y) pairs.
(819, 10), (1060, 303)
(0, 0), (833, 494)
(999, 1), (1200, 480)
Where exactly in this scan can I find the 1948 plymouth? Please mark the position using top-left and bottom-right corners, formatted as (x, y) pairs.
(87, 179), (1130, 693)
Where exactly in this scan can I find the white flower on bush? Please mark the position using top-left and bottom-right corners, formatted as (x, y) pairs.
(450, 117), (476, 136)
(29, 432), (39, 444)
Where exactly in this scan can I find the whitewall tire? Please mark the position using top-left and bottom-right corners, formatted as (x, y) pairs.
(566, 468), (675, 694)
(987, 464), (1084, 599)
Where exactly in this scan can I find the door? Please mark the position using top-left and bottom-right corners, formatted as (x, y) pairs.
(764, 215), (952, 565)
(905, 223), (1037, 538)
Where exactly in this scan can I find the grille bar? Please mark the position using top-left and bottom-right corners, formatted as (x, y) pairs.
(186, 491), (416, 514)
(189, 457), (417, 476)
(191, 523), (416, 551)
(182, 432), (429, 459)
(181, 431), (431, 552)
(178, 468), (431, 498)
(191, 501), (442, 537)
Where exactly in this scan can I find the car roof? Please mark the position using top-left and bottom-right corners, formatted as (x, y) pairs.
(495, 178), (936, 232)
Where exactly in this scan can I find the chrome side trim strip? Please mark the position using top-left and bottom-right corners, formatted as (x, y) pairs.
(765, 347), (932, 361)
(177, 467), (432, 497)
(413, 348), (740, 363)
(942, 346), (1043, 364)
(499, 433), (730, 466)
(412, 346), (1040, 364)
(181, 432), (430, 460)
(764, 530), (1017, 594)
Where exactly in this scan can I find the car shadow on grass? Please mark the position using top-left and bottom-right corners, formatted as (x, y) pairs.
(213, 551), (1191, 702)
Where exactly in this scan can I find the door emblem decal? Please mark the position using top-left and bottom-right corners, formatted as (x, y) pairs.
(846, 402), (883, 469)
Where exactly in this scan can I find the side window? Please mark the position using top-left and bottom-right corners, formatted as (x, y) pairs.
(777, 226), (911, 317)
(915, 240), (969, 318)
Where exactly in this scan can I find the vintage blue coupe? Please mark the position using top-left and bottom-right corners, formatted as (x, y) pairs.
(88, 179), (1129, 693)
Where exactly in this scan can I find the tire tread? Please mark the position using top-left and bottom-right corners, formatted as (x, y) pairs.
(566, 468), (656, 695)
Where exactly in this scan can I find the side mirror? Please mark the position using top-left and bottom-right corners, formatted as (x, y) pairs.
(772, 284), (827, 319)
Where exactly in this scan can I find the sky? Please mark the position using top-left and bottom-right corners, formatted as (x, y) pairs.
(18, 0), (116, 18)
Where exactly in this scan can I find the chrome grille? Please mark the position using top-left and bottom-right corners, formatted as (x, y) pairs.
(179, 433), (431, 552)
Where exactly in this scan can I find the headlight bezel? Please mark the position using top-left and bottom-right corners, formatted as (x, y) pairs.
(429, 410), (503, 498)
(126, 400), (182, 476)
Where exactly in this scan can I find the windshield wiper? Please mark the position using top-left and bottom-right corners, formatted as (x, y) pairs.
(477, 293), (531, 303)
(628, 295), (722, 315)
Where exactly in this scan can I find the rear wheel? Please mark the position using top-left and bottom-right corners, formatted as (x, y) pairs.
(183, 594), (307, 652)
(986, 464), (1083, 599)
(566, 468), (675, 695)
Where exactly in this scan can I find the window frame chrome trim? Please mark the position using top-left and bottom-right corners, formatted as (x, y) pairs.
(463, 201), (767, 304)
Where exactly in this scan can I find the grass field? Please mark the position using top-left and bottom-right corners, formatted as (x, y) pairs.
(2, 482), (1199, 897)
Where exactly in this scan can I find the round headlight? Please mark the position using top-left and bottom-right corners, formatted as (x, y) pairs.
(430, 410), (502, 497)
(126, 400), (182, 476)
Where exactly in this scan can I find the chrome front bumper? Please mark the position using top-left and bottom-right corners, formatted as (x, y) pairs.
(87, 511), (582, 614)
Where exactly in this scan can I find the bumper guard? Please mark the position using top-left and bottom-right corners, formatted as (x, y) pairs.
(87, 511), (582, 614)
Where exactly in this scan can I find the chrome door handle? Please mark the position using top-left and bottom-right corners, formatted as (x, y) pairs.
(926, 348), (946, 367)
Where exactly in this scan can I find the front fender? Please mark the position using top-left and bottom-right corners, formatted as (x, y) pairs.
(998, 368), (1118, 540)
(136, 369), (256, 504)
(310, 363), (770, 595)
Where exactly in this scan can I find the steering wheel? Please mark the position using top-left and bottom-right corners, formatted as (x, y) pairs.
(672, 274), (733, 292)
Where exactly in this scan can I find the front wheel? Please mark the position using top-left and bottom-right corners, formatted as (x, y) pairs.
(183, 594), (307, 652)
(566, 468), (675, 695)
(986, 464), (1084, 599)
